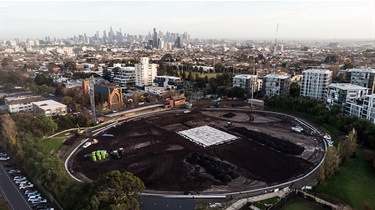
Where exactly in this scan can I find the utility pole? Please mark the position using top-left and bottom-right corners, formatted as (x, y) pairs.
(273, 23), (279, 57)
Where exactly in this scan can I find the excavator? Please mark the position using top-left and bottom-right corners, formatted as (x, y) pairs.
(76, 124), (86, 136)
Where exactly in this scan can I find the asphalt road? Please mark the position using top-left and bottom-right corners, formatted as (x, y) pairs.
(0, 162), (31, 210)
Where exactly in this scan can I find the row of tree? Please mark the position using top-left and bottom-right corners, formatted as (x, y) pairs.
(0, 113), (145, 209)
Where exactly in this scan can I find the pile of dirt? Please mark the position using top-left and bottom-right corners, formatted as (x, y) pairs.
(222, 112), (236, 118)
(231, 127), (305, 155)
(186, 153), (239, 183)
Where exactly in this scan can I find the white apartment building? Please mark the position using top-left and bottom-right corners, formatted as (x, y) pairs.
(135, 57), (158, 87)
(326, 83), (368, 109)
(362, 94), (375, 123)
(153, 76), (182, 89)
(144, 86), (167, 95)
(5, 95), (46, 113)
(300, 69), (332, 100)
(113, 67), (136, 89)
(262, 74), (291, 97)
(346, 68), (375, 94)
(33, 100), (67, 117)
(232, 74), (258, 95)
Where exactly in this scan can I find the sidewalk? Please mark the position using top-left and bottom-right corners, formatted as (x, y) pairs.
(225, 190), (288, 210)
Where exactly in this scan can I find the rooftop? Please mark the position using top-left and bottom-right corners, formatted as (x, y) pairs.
(303, 69), (332, 74)
(264, 74), (290, 79)
(233, 74), (257, 79)
(33, 100), (67, 110)
(329, 83), (368, 90)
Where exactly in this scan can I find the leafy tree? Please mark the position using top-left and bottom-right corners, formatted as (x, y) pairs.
(12, 113), (57, 138)
(319, 146), (339, 181)
(80, 170), (145, 210)
(289, 82), (300, 98)
(0, 114), (19, 151)
(65, 61), (76, 71)
(339, 129), (358, 162)
(1, 56), (13, 67)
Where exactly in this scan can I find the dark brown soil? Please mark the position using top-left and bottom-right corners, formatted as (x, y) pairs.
(70, 102), (320, 193)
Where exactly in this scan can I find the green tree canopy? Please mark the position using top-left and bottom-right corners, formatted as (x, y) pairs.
(80, 170), (145, 210)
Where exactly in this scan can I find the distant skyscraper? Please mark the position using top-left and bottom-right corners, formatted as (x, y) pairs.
(175, 36), (181, 48)
(153, 28), (158, 48)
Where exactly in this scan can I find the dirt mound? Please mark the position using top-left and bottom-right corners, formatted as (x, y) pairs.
(230, 127), (304, 155)
(186, 153), (239, 183)
(222, 112), (236, 118)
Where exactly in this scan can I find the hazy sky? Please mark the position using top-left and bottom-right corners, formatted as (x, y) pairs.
(1, 0), (374, 41)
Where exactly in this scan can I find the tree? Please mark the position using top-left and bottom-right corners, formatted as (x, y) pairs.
(65, 61), (76, 71)
(80, 170), (145, 210)
(289, 82), (300, 98)
(1, 56), (13, 67)
(320, 146), (339, 181)
(0, 114), (19, 151)
(339, 128), (358, 162)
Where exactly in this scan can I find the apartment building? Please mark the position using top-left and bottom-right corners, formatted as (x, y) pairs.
(362, 94), (375, 123)
(262, 74), (291, 97)
(5, 95), (47, 113)
(113, 67), (136, 89)
(326, 83), (368, 109)
(232, 74), (258, 95)
(33, 100), (67, 117)
(135, 57), (158, 87)
(346, 68), (375, 94)
(300, 69), (332, 100)
(153, 76), (183, 89)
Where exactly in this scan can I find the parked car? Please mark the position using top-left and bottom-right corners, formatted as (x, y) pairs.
(8, 169), (21, 174)
(27, 193), (41, 198)
(0, 156), (10, 161)
(19, 182), (34, 189)
(13, 176), (26, 181)
(31, 198), (47, 204)
(25, 190), (38, 195)
(15, 179), (28, 184)
(82, 142), (92, 148)
(28, 196), (42, 202)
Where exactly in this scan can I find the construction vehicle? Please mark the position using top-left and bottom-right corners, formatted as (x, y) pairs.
(224, 121), (234, 128)
(76, 124), (86, 136)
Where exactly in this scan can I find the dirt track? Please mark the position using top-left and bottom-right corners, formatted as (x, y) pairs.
(70, 100), (325, 194)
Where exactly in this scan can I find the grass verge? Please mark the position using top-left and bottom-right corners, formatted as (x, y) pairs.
(40, 137), (65, 153)
(314, 149), (375, 209)
(281, 196), (326, 210)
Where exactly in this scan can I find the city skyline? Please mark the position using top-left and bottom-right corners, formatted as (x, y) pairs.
(1, 1), (374, 41)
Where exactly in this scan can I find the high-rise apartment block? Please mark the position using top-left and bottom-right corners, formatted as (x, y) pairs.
(326, 83), (368, 109)
(135, 57), (158, 87)
(346, 68), (375, 94)
(262, 74), (290, 97)
(300, 69), (332, 100)
(113, 67), (136, 89)
(232, 74), (258, 95)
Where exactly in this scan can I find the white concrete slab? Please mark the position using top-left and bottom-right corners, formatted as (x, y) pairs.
(178, 125), (238, 147)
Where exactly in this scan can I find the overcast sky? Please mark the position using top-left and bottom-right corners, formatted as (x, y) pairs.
(1, 1), (374, 41)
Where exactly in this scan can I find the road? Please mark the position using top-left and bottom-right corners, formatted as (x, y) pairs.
(0, 162), (31, 210)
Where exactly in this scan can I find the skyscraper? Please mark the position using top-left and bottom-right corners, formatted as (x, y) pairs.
(153, 28), (158, 48)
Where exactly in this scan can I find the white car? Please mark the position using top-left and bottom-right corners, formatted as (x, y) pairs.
(82, 142), (92, 148)
(184, 110), (191, 113)
(291, 126), (303, 132)
(19, 182), (34, 189)
(13, 176), (26, 181)
(28, 196), (42, 201)
(31, 198), (47, 204)
(15, 179), (28, 184)
(0, 156), (10, 161)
